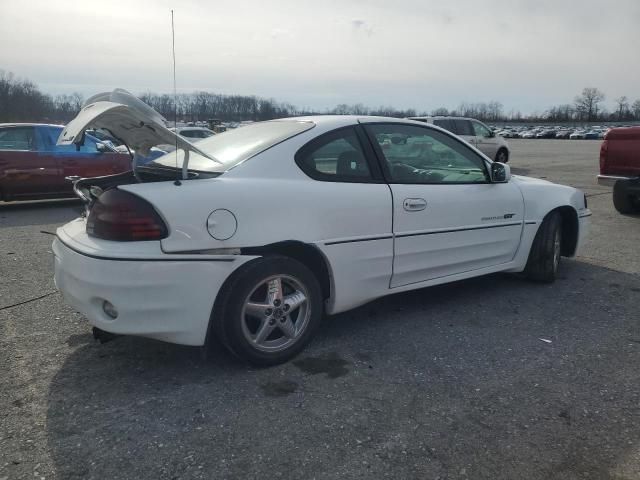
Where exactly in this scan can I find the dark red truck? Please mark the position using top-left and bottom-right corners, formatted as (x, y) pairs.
(598, 126), (640, 214)
(0, 123), (130, 202)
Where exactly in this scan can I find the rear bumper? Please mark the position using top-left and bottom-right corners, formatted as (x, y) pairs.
(597, 174), (629, 187)
(53, 237), (254, 346)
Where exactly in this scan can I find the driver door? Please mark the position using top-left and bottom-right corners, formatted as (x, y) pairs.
(362, 122), (524, 288)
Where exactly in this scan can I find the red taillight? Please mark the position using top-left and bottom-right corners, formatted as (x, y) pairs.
(599, 139), (608, 174)
(87, 189), (168, 241)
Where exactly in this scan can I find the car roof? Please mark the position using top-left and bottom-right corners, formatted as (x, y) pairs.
(277, 115), (437, 128)
(408, 116), (478, 121)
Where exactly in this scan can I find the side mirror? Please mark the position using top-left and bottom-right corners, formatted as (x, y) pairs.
(490, 162), (511, 183)
(96, 142), (109, 153)
(487, 130), (495, 138)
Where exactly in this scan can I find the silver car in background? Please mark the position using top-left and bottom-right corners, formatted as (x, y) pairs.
(409, 116), (511, 163)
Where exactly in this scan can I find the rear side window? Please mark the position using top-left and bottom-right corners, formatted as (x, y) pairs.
(39, 126), (102, 153)
(454, 120), (474, 136)
(0, 127), (36, 150)
(296, 127), (373, 182)
(433, 119), (456, 134)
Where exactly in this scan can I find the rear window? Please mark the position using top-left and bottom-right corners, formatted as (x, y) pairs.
(152, 120), (314, 172)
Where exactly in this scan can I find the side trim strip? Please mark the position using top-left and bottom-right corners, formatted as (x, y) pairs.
(525, 221), (537, 225)
(56, 236), (236, 263)
(578, 213), (592, 218)
(325, 235), (393, 246)
(395, 221), (522, 239)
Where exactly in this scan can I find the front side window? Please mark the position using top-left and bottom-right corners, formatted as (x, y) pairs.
(0, 127), (36, 151)
(366, 124), (489, 184)
(472, 120), (492, 138)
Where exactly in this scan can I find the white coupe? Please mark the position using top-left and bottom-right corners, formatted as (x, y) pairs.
(53, 90), (591, 365)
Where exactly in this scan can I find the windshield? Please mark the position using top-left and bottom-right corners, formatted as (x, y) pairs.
(149, 120), (314, 173)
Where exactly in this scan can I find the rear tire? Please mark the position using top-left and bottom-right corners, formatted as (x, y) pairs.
(613, 180), (638, 214)
(211, 255), (323, 366)
(495, 148), (509, 163)
(524, 211), (562, 283)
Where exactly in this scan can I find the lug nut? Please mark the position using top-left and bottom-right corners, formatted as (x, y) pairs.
(265, 308), (273, 316)
(273, 299), (281, 307)
(283, 304), (290, 311)
(269, 319), (276, 326)
(280, 317), (287, 323)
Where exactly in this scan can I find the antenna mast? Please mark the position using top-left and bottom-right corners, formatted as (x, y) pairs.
(171, 9), (181, 185)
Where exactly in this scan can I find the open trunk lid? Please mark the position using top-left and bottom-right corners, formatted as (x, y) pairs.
(57, 89), (218, 178)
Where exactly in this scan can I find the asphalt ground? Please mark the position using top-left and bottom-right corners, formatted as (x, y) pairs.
(1, 139), (639, 480)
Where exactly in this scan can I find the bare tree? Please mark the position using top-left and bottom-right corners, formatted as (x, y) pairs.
(633, 99), (640, 121)
(574, 87), (605, 122)
(615, 96), (629, 121)
(431, 107), (449, 116)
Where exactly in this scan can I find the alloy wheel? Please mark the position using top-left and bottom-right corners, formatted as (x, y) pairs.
(240, 275), (311, 353)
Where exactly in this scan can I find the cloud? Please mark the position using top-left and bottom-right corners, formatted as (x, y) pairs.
(270, 28), (292, 40)
(351, 19), (373, 36)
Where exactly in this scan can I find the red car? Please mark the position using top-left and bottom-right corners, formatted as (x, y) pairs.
(598, 126), (640, 214)
(0, 123), (131, 201)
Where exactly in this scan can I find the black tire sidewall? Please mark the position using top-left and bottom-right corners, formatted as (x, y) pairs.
(215, 255), (323, 366)
(525, 211), (562, 283)
(613, 180), (636, 214)
(496, 149), (509, 163)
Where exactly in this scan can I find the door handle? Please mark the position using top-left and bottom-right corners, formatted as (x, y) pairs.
(403, 198), (427, 211)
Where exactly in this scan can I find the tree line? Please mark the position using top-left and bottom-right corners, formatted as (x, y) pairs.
(1, 71), (639, 125)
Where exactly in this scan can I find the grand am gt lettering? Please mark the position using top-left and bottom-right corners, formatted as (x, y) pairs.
(481, 213), (517, 221)
(53, 90), (591, 365)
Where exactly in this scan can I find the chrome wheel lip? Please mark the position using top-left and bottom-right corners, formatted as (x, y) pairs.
(240, 274), (311, 353)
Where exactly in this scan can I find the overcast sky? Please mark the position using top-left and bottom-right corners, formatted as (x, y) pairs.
(1, 0), (639, 114)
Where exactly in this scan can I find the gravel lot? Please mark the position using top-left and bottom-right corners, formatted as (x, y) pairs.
(1, 139), (639, 480)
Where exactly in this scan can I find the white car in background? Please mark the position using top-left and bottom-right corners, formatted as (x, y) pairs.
(170, 126), (216, 141)
(408, 116), (511, 163)
(53, 90), (590, 365)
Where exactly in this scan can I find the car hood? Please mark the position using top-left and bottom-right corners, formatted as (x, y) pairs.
(57, 89), (218, 177)
(511, 175), (552, 186)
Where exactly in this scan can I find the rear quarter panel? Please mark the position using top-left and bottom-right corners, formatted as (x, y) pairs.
(602, 127), (640, 177)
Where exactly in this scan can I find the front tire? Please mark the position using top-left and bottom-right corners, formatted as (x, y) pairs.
(495, 148), (509, 163)
(211, 255), (323, 366)
(524, 211), (562, 283)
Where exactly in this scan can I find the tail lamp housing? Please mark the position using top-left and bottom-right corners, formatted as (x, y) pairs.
(87, 189), (168, 241)
(599, 139), (608, 174)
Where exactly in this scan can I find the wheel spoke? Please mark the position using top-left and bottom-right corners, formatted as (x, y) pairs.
(254, 319), (275, 344)
(245, 302), (270, 318)
(267, 277), (283, 305)
(278, 317), (297, 339)
(283, 290), (307, 313)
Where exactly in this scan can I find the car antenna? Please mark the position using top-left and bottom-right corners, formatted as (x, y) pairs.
(171, 9), (181, 186)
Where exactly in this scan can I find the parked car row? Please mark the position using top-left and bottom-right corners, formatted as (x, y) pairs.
(494, 125), (617, 140)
